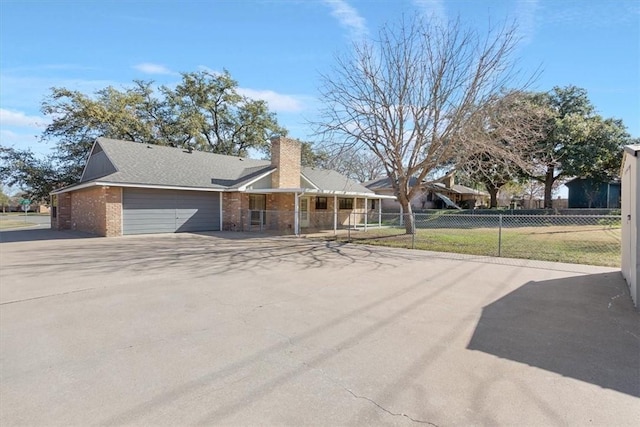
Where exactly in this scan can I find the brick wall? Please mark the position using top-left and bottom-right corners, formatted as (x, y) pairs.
(65, 186), (122, 236)
(104, 187), (122, 237)
(270, 136), (301, 189)
(51, 193), (72, 230)
(222, 192), (248, 230)
(70, 187), (105, 235)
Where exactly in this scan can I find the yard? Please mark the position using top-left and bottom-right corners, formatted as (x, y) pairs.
(335, 223), (622, 267)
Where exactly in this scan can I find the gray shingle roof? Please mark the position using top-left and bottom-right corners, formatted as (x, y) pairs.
(72, 138), (374, 195)
(302, 168), (373, 194)
(83, 138), (272, 190)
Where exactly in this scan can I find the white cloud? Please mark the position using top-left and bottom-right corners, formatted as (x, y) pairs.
(322, 0), (368, 39)
(515, 0), (539, 44)
(237, 88), (306, 113)
(413, 0), (447, 26)
(133, 62), (176, 75)
(0, 108), (48, 129)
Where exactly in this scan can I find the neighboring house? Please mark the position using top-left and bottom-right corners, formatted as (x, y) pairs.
(365, 172), (488, 211)
(565, 178), (621, 209)
(51, 137), (393, 237)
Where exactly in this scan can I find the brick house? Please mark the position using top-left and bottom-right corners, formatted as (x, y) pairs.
(51, 137), (393, 237)
(365, 172), (488, 211)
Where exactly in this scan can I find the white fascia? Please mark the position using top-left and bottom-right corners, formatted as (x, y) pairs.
(51, 181), (227, 195)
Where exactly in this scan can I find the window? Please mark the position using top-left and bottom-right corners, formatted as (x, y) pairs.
(370, 199), (376, 210)
(315, 197), (327, 210)
(338, 198), (353, 210)
(249, 194), (266, 210)
(249, 194), (266, 226)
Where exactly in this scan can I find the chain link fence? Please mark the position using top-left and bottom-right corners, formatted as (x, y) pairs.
(337, 212), (621, 267)
(240, 210), (621, 267)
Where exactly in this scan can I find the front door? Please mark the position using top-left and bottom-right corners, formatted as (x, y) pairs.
(300, 197), (310, 228)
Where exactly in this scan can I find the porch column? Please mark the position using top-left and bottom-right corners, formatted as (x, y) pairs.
(333, 195), (338, 235)
(294, 192), (300, 236)
(378, 197), (382, 228)
(364, 197), (368, 232)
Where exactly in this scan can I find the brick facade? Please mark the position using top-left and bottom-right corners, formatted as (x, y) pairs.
(52, 186), (121, 236)
(222, 192), (249, 231)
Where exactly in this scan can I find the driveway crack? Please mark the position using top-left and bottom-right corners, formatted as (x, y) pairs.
(343, 387), (438, 425)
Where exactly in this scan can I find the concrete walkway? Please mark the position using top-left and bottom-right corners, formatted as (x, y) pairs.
(1, 230), (638, 425)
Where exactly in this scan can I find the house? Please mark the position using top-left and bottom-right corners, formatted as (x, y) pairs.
(50, 137), (393, 237)
(621, 144), (639, 308)
(565, 178), (621, 209)
(365, 172), (488, 211)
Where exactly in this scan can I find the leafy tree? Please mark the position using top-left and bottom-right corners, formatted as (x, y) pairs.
(0, 184), (11, 213)
(0, 147), (72, 201)
(3, 70), (287, 197)
(164, 71), (286, 156)
(458, 92), (551, 208)
(300, 141), (329, 168)
(316, 15), (525, 232)
(528, 86), (630, 208)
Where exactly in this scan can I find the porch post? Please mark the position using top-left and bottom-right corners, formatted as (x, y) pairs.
(364, 197), (368, 232)
(333, 195), (338, 235)
(378, 197), (382, 228)
(294, 192), (300, 236)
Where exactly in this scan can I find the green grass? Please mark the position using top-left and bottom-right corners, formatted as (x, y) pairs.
(336, 225), (621, 267)
(0, 220), (37, 229)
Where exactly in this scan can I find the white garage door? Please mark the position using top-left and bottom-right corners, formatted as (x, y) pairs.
(123, 188), (220, 235)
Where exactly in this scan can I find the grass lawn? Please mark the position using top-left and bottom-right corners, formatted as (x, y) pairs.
(0, 220), (37, 229)
(338, 225), (621, 267)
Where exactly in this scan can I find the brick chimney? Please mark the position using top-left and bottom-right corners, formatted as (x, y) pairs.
(271, 136), (301, 189)
(443, 171), (455, 189)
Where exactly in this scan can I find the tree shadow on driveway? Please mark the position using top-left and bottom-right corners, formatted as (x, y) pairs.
(467, 272), (640, 397)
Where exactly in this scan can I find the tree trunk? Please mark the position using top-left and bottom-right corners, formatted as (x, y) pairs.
(544, 165), (555, 209)
(398, 197), (415, 235)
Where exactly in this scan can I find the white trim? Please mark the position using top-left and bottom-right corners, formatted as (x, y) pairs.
(52, 181), (228, 195)
(237, 169), (276, 191)
(79, 139), (98, 182)
(244, 187), (396, 199)
(300, 173), (320, 190)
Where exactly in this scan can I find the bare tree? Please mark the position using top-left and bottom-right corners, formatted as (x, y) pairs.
(457, 91), (551, 207)
(316, 15), (526, 232)
(323, 146), (385, 182)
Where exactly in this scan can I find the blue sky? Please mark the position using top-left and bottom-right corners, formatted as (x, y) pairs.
(1, 0), (639, 160)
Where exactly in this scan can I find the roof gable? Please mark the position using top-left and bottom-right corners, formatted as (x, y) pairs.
(86, 138), (272, 190)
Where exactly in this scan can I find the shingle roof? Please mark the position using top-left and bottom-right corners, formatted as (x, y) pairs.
(364, 176), (421, 190)
(69, 138), (374, 196)
(83, 137), (273, 190)
(302, 168), (373, 194)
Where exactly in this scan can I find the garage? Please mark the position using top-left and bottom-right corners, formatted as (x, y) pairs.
(123, 188), (220, 235)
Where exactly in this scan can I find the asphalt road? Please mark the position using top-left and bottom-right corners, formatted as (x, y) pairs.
(1, 229), (638, 426)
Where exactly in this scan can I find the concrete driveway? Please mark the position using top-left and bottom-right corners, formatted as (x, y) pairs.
(1, 229), (638, 426)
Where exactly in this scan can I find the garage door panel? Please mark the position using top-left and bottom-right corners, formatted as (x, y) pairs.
(123, 188), (220, 235)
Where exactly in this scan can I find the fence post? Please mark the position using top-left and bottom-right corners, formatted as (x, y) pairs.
(498, 213), (503, 257)
(411, 213), (416, 249)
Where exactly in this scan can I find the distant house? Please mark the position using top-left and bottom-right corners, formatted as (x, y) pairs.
(50, 137), (394, 237)
(565, 178), (621, 209)
(365, 172), (488, 211)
